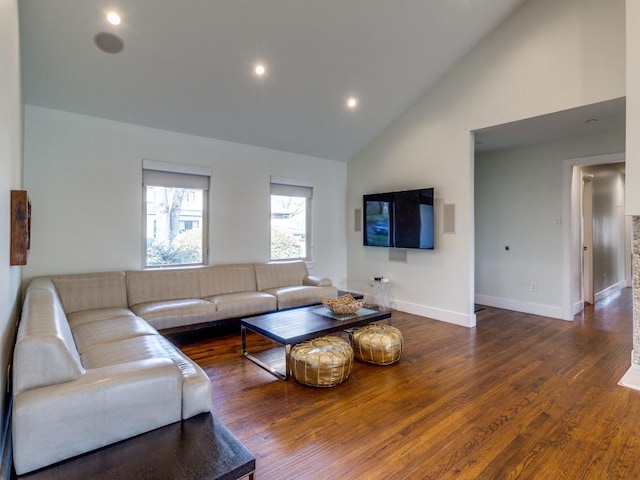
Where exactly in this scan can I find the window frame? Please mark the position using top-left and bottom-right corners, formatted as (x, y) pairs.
(142, 160), (210, 269)
(270, 178), (313, 262)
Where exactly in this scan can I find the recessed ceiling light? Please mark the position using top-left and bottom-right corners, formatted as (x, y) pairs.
(346, 97), (359, 109)
(254, 64), (266, 76)
(107, 12), (121, 25)
(585, 118), (598, 124)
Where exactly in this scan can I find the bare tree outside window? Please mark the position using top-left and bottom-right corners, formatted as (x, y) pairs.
(146, 186), (204, 266)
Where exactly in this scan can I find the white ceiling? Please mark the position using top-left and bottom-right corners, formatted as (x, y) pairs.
(474, 97), (626, 153)
(18, 0), (530, 162)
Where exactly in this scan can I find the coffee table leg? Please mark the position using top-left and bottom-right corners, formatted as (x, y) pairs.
(241, 325), (247, 354)
(285, 344), (292, 380)
(241, 325), (289, 380)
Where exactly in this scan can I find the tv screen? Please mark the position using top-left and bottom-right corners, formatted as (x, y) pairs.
(393, 188), (434, 249)
(363, 193), (393, 247)
(363, 188), (434, 249)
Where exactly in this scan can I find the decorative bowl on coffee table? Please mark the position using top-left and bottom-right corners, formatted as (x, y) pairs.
(321, 294), (365, 314)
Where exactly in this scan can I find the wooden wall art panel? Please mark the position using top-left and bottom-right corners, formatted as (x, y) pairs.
(10, 190), (30, 266)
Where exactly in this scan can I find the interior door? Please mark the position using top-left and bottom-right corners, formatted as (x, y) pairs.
(582, 177), (594, 305)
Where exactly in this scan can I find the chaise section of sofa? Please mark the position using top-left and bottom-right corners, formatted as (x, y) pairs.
(12, 275), (212, 475)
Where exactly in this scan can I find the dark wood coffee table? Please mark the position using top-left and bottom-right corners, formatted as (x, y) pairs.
(241, 305), (392, 380)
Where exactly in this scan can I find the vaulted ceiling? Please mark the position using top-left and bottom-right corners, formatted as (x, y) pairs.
(19, 0), (529, 162)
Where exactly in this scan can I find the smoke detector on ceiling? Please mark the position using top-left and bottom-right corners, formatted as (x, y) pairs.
(94, 32), (124, 54)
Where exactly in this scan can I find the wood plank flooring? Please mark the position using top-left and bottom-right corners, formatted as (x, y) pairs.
(172, 288), (640, 479)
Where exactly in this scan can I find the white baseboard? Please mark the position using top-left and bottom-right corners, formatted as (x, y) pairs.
(348, 289), (476, 328)
(594, 280), (627, 303)
(619, 364), (640, 391)
(394, 299), (475, 328)
(474, 294), (565, 320)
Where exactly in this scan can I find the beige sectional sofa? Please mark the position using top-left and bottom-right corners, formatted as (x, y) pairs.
(123, 260), (336, 331)
(12, 261), (336, 474)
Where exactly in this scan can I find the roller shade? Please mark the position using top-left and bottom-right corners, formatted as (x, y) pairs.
(143, 159), (210, 190)
(270, 183), (312, 198)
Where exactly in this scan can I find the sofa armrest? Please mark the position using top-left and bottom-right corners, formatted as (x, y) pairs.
(303, 275), (332, 287)
(13, 358), (183, 475)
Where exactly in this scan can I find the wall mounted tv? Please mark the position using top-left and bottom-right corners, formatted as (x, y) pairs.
(363, 187), (434, 249)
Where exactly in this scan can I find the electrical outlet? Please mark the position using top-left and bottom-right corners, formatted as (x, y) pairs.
(530, 282), (537, 292)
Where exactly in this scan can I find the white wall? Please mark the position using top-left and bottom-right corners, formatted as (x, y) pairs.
(23, 106), (348, 287)
(0, 0), (22, 439)
(347, 0), (625, 327)
(627, 0), (640, 214)
(475, 131), (625, 318)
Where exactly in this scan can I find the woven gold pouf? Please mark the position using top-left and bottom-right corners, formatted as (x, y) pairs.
(290, 336), (354, 387)
(352, 324), (403, 365)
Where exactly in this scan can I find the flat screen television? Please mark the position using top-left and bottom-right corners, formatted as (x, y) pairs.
(363, 188), (434, 249)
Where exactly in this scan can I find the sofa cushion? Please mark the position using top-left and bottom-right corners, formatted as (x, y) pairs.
(71, 316), (158, 354)
(199, 264), (257, 297)
(205, 292), (277, 319)
(130, 299), (217, 330)
(80, 335), (212, 419)
(126, 268), (201, 306)
(51, 272), (129, 314)
(254, 261), (308, 291)
(13, 284), (84, 394)
(263, 285), (338, 310)
(67, 307), (137, 328)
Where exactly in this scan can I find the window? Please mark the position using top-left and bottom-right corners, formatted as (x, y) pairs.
(142, 160), (210, 268)
(270, 179), (312, 261)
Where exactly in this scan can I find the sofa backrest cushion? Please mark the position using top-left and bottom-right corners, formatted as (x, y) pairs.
(254, 261), (308, 291)
(126, 268), (201, 306)
(51, 272), (128, 314)
(199, 264), (257, 297)
(13, 280), (84, 394)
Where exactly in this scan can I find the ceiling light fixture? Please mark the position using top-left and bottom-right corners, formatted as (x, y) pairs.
(107, 11), (121, 25)
(254, 64), (266, 76)
(346, 97), (358, 109)
(585, 118), (598, 124)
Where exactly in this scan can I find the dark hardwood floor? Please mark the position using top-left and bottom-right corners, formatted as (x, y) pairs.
(172, 288), (640, 479)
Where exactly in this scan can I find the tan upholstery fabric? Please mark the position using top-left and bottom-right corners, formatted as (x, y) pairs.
(199, 264), (257, 297)
(263, 285), (338, 310)
(12, 358), (182, 475)
(304, 275), (333, 287)
(254, 261), (308, 291)
(80, 334), (212, 419)
(13, 283), (84, 394)
(126, 268), (201, 306)
(71, 316), (158, 354)
(205, 292), (277, 318)
(12, 276), (214, 474)
(51, 272), (129, 314)
(67, 307), (137, 328)
(130, 299), (217, 330)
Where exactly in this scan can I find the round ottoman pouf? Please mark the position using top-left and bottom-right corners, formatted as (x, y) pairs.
(352, 324), (403, 365)
(291, 336), (354, 387)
